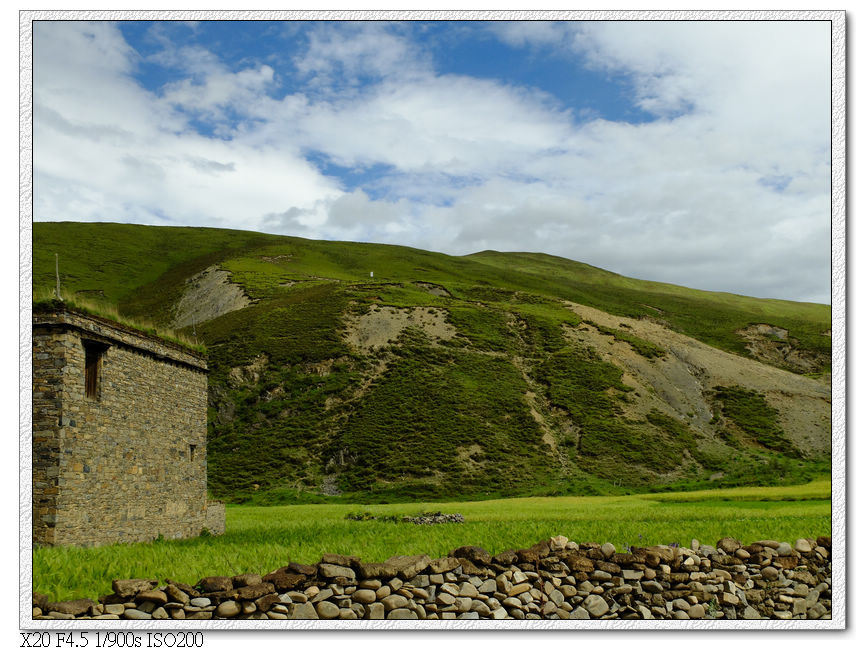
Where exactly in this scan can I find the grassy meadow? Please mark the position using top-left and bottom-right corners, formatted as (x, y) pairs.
(33, 222), (832, 502)
(34, 222), (831, 367)
(31, 223), (833, 604)
(33, 480), (831, 602)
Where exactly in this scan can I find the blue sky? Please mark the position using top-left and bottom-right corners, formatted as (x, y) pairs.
(32, 19), (832, 302)
(117, 21), (655, 130)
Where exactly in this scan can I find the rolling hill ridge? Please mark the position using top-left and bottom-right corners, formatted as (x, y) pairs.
(33, 222), (832, 502)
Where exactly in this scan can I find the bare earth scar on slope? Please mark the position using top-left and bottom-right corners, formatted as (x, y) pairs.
(562, 302), (831, 456)
(172, 265), (251, 328)
(344, 306), (456, 351)
(736, 324), (829, 376)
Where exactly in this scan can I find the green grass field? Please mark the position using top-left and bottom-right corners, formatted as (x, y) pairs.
(33, 222), (832, 502)
(33, 222), (830, 367)
(33, 480), (831, 602)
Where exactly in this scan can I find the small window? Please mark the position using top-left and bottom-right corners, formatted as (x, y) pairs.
(189, 444), (197, 461)
(83, 341), (108, 400)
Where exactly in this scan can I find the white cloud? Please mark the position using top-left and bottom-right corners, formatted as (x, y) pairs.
(161, 63), (275, 125)
(492, 21), (568, 49)
(480, 21), (831, 301)
(33, 21), (341, 230)
(268, 74), (573, 179)
(33, 22), (183, 139)
(32, 20), (832, 303)
(293, 22), (432, 91)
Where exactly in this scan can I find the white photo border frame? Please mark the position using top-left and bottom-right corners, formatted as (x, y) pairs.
(18, 7), (847, 632)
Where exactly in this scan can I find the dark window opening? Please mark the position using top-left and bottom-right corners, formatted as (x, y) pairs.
(189, 444), (197, 461)
(83, 341), (108, 400)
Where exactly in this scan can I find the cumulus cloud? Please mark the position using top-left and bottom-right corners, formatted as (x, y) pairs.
(255, 74), (573, 185)
(32, 20), (832, 303)
(292, 22), (433, 93)
(161, 63), (275, 127)
(481, 21), (831, 301)
(33, 21), (341, 229)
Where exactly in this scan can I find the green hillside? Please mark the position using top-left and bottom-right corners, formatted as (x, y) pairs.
(32, 222), (831, 502)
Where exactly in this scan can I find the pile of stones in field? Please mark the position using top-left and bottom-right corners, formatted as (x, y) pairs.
(402, 512), (465, 525)
(344, 511), (464, 524)
(32, 535), (831, 621)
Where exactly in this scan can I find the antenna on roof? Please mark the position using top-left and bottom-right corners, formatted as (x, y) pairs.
(55, 253), (63, 301)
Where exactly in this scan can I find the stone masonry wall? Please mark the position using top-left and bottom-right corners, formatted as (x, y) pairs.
(33, 534), (831, 621)
(205, 502), (226, 536)
(32, 329), (69, 546)
(32, 307), (214, 547)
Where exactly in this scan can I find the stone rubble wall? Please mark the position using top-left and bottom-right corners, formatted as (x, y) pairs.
(205, 502), (227, 536)
(33, 535), (831, 621)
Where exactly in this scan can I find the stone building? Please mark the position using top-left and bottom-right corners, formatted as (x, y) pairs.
(32, 303), (224, 547)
